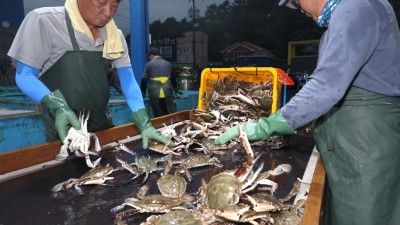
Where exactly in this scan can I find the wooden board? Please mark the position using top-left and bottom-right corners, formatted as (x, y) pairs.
(300, 155), (326, 225)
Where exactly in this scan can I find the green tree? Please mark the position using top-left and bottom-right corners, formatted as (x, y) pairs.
(147, 0), (399, 62)
(150, 17), (190, 39)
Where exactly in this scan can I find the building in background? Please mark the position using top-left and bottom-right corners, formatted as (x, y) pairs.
(220, 41), (276, 67)
(151, 31), (208, 69)
(176, 31), (208, 69)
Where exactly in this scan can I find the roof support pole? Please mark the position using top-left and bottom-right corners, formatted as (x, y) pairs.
(129, 0), (150, 83)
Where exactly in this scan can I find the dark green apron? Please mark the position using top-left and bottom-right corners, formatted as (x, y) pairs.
(40, 12), (114, 141)
(148, 78), (176, 117)
(314, 87), (400, 225)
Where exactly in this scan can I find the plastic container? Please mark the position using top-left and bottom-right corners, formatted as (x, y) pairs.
(197, 67), (294, 113)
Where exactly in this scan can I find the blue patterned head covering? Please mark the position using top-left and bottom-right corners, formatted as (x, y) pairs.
(316, 0), (343, 28)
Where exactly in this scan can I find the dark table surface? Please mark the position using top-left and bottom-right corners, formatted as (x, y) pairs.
(0, 130), (314, 225)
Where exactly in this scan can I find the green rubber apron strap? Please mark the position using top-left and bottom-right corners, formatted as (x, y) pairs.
(148, 77), (171, 98)
(40, 12), (113, 141)
(314, 87), (400, 225)
(148, 78), (176, 116)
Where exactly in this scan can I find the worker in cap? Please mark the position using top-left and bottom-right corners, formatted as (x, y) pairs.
(141, 48), (178, 117)
(8, 0), (173, 154)
(215, 0), (400, 225)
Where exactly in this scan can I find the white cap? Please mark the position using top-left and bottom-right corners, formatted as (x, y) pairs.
(278, 0), (299, 9)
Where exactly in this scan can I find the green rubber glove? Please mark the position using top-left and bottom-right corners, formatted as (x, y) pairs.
(130, 108), (175, 149)
(40, 89), (81, 141)
(214, 109), (295, 145)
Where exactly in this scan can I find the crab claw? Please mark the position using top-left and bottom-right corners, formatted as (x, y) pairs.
(85, 156), (102, 168)
(141, 172), (149, 184)
(55, 145), (69, 161)
(271, 164), (292, 176)
(92, 133), (101, 152)
(256, 179), (279, 195)
(74, 186), (87, 195)
(50, 182), (66, 193)
(115, 141), (135, 156)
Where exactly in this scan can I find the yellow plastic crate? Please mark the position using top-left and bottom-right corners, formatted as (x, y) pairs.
(197, 67), (294, 113)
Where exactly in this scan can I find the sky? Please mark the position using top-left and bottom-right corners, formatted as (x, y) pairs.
(23, 0), (230, 35)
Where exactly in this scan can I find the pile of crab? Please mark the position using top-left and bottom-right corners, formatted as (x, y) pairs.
(109, 124), (306, 225)
(50, 120), (306, 225)
(145, 77), (289, 160)
(205, 76), (275, 117)
(50, 77), (305, 224)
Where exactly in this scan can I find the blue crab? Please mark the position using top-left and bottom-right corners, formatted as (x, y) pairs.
(198, 124), (290, 210)
(157, 159), (188, 199)
(50, 164), (114, 194)
(111, 183), (195, 217)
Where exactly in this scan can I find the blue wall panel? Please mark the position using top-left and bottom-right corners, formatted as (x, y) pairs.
(0, 89), (198, 152)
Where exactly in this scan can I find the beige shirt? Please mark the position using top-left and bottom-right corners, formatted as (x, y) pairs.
(8, 6), (131, 76)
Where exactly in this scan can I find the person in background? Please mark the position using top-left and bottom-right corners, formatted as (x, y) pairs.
(215, 0), (400, 224)
(140, 48), (178, 117)
(8, 0), (173, 150)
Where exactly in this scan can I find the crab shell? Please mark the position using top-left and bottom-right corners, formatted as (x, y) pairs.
(273, 210), (302, 225)
(202, 173), (242, 209)
(200, 124), (257, 210)
(125, 196), (187, 213)
(135, 156), (158, 174)
(157, 174), (187, 199)
(141, 210), (202, 225)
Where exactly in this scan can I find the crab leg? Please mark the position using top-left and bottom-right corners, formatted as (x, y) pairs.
(242, 161), (265, 192)
(142, 172), (150, 184)
(238, 123), (254, 159)
(74, 176), (113, 195)
(280, 180), (301, 203)
(51, 180), (70, 193)
(244, 194), (282, 212)
(181, 167), (194, 181)
(271, 164), (292, 176)
(115, 157), (142, 183)
(85, 155), (101, 168)
(115, 157), (138, 175)
(91, 133), (101, 152)
(234, 124), (260, 186)
(115, 142), (135, 156)
(55, 145), (69, 161)
(111, 203), (129, 214)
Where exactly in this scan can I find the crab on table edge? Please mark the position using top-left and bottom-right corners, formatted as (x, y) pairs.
(50, 164), (114, 194)
(111, 183), (196, 222)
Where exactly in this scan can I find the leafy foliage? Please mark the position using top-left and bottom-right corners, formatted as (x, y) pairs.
(148, 0), (398, 61)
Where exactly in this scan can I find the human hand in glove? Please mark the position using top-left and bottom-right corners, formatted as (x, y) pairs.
(214, 109), (295, 145)
(130, 108), (176, 149)
(41, 89), (81, 141)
